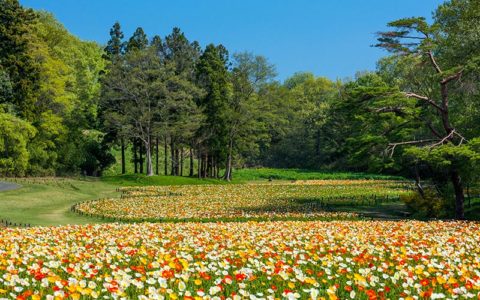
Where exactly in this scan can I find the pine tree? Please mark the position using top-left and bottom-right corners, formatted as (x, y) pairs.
(196, 44), (232, 178)
(126, 27), (148, 52)
(104, 21), (124, 60)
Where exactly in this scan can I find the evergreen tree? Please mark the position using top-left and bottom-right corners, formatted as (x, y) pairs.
(150, 35), (164, 59)
(196, 44), (232, 178)
(102, 21), (128, 174)
(161, 28), (204, 176)
(0, 0), (39, 119)
(126, 27), (148, 52)
(104, 21), (125, 60)
(102, 47), (168, 176)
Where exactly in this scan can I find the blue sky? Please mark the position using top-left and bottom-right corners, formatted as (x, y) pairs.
(21, 0), (445, 81)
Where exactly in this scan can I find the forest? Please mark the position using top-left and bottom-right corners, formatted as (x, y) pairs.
(1, 0), (479, 219)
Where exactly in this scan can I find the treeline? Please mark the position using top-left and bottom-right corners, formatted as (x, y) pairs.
(1, 2), (106, 176)
(1, 0), (479, 217)
(100, 24), (276, 180)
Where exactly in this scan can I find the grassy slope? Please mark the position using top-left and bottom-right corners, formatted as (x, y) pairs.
(0, 179), (115, 226)
(0, 175), (219, 226)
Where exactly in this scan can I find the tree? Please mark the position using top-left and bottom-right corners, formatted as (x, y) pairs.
(102, 21), (127, 174)
(161, 28), (204, 176)
(0, 0), (39, 119)
(254, 73), (337, 170)
(0, 66), (13, 103)
(104, 21), (125, 60)
(102, 48), (168, 176)
(27, 11), (108, 175)
(374, 9), (480, 218)
(126, 27), (148, 53)
(0, 111), (36, 176)
(196, 44), (232, 178)
(223, 52), (275, 180)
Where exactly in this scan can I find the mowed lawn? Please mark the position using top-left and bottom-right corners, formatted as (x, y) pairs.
(0, 179), (116, 226)
(0, 175), (221, 226)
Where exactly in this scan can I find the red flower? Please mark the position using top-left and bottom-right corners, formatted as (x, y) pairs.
(420, 278), (429, 286)
(235, 273), (247, 281)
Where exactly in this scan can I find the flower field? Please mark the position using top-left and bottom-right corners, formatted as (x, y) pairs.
(0, 221), (479, 299)
(74, 181), (410, 222)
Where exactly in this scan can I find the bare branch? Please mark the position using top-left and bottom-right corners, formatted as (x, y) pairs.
(427, 51), (442, 74)
(453, 131), (468, 145)
(441, 70), (463, 85)
(428, 129), (456, 148)
(403, 92), (445, 112)
(386, 139), (439, 158)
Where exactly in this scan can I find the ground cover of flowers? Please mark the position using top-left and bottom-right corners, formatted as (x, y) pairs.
(75, 181), (410, 221)
(0, 221), (479, 299)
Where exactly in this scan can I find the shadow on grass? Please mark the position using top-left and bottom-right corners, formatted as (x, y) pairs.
(235, 197), (412, 220)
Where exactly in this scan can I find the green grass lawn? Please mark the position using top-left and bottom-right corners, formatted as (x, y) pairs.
(0, 175), (222, 226)
(0, 179), (115, 226)
(232, 168), (405, 181)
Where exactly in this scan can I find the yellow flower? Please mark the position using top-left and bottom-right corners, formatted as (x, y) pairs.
(70, 293), (81, 300)
(354, 273), (366, 282)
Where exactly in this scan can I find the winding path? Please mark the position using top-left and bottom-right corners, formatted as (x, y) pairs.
(0, 182), (20, 192)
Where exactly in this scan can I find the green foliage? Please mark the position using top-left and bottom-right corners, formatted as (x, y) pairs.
(104, 21), (124, 59)
(126, 27), (148, 52)
(0, 112), (36, 176)
(256, 73), (338, 169)
(196, 44), (232, 161)
(0, 0), (38, 119)
(0, 66), (13, 102)
(401, 189), (452, 218)
(77, 130), (115, 176)
(26, 11), (107, 175)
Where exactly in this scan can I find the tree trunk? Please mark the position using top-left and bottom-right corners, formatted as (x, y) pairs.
(170, 140), (175, 176)
(466, 184), (471, 208)
(139, 140), (144, 174)
(121, 137), (126, 174)
(145, 137), (153, 176)
(180, 148), (184, 176)
(450, 169), (465, 220)
(133, 140), (138, 174)
(223, 139), (233, 181)
(197, 150), (201, 178)
(213, 156), (218, 178)
(175, 148), (180, 176)
(164, 136), (168, 175)
(189, 147), (194, 177)
(203, 153), (208, 178)
(155, 137), (159, 175)
(206, 154), (212, 177)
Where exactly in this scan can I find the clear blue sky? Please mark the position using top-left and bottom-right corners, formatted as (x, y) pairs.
(21, 0), (445, 81)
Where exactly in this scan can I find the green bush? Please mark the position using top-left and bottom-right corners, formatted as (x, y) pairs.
(400, 189), (453, 218)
